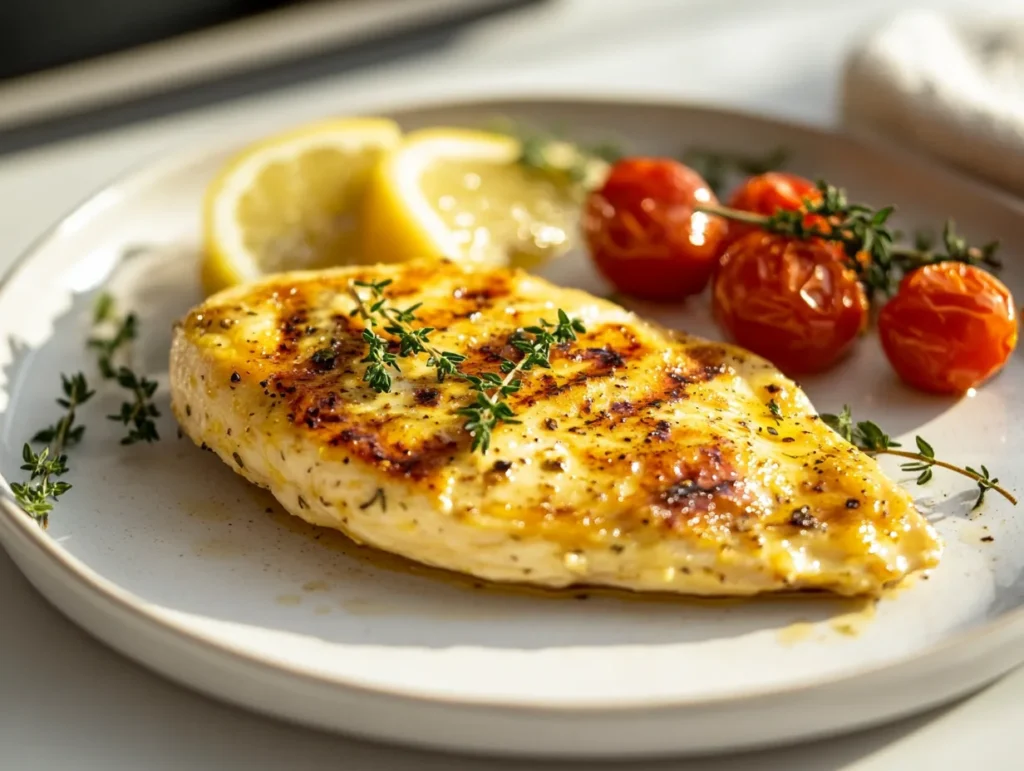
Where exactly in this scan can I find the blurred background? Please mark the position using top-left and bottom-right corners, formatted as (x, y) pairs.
(3, 0), (1019, 156)
(0, 0), (538, 150)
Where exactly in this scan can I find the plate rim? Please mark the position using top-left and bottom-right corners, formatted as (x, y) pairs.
(2, 93), (1024, 714)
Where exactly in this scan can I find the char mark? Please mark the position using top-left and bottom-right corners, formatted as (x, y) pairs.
(662, 478), (737, 506)
(647, 419), (672, 442)
(788, 506), (822, 530)
(328, 426), (460, 480)
(574, 347), (625, 368)
(414, 388), (441, 407)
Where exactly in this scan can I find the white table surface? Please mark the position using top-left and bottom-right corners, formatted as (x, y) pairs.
(2, 0), (1022, 768)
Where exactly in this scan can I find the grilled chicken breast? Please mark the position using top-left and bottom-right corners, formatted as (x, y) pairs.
(170, 259), (940, 596)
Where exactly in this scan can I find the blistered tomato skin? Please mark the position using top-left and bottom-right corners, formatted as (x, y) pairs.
(723, 172), (820, 250)
(712, 232), (869, 375)
(878, 263), (1018, 394)
(582, 158), (728, 301)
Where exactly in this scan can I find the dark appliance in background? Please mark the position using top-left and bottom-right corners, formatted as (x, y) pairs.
(0, 0), (536, 145)
(1, 0), (295, 81)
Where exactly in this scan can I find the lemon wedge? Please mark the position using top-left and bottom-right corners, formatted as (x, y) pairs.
(201, 117), (402, 294)
(360, 128), (581, 268)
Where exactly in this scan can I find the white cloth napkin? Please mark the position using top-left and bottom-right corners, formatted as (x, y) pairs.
(842, 10), (1024, 197)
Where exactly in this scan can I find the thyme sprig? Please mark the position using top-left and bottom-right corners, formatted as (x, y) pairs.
(695, 181), (1001, 298)
(88, 293), (138, 379)
(821, 405), (1016, 511)
(11, 373), (94, 526)
(680, 146), (788, 197)
(519, 133), (620, 186)
(89, 293), (161, 444)
(502, 123), (620, 193)
(347, 279), (466, 391)
(457, 310), (585, 453)
(107, 368), (161, 445)
(348, 280), (584, 453)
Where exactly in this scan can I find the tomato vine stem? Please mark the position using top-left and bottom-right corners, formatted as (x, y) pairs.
(695, 181), (1001, 298)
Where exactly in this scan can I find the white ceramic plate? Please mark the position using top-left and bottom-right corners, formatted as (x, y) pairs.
(1, 98), (1023, 760)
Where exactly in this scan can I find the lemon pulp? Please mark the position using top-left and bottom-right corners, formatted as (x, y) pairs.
(418, 160), (578, 268)
(235, 146), (382, 273)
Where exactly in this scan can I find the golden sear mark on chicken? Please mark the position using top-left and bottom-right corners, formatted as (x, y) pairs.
(172, 259), (941, 596)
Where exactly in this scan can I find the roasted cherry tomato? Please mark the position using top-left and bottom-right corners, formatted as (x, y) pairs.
(713, 232), (868, 375)
(583, 158), (727, 301)
(722, 172), (821, 250)
(878, 262), (1018, 394)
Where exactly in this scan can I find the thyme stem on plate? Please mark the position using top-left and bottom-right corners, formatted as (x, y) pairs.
(695, 181), (1001, 299)
(821, 405), (1016, 511)
(680, 146), (789, 197)
(11, 373), (94, 527)
(88, 292), (138, 379)
(499, 122), (621, 193)
(89, 292), (161, 444)
(107, 368), (161, 445)
(519, 133), (621, 187)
